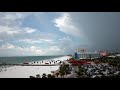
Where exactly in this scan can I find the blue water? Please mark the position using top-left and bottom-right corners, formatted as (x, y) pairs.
(0, 55), (64, 64)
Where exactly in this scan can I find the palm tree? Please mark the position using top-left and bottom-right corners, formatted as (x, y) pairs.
(64, 64), (71, 74)
(51, 75), (55, 78)
(30, 76), (36, 78)
(59, 65), (65, 78)
(59, 63), (71, 77)
(42, 73), (47, 78)
(76, 66), (84, 78)
(55, 72), (59, 78)
(59, 71), (65, 78)
(36, 74), (41, 78)
(47, 74), (52, 78)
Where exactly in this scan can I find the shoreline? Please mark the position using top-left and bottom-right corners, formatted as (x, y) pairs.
(0, 56), (70, 78)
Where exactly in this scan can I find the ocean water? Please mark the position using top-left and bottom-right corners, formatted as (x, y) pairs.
(0, 55), (64, 64)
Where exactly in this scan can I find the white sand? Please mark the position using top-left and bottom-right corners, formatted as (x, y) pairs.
(0, 56), (70, 78)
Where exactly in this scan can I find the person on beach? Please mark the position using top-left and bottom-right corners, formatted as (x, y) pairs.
(42, 61), (43, 63)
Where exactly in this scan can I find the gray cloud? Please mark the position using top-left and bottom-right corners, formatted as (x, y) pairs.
(0, 12), (120, 56)
(68, 12), (120, 52)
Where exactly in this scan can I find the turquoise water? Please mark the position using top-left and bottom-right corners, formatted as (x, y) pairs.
(0, 55), (64, 64)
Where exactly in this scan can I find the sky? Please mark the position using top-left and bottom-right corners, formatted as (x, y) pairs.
(0, 12), (120, 56)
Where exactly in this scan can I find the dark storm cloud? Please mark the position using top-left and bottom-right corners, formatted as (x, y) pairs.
(69, 12), (120, 52)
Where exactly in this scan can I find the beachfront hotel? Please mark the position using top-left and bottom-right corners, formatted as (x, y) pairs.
(74, 49), (101, 59)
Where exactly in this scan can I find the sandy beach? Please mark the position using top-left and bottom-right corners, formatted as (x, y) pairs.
(0, 56), (70, 78)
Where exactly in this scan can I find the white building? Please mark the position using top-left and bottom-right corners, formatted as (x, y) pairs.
(116, 54), (120, 57)
(77, 52), (101, 59)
